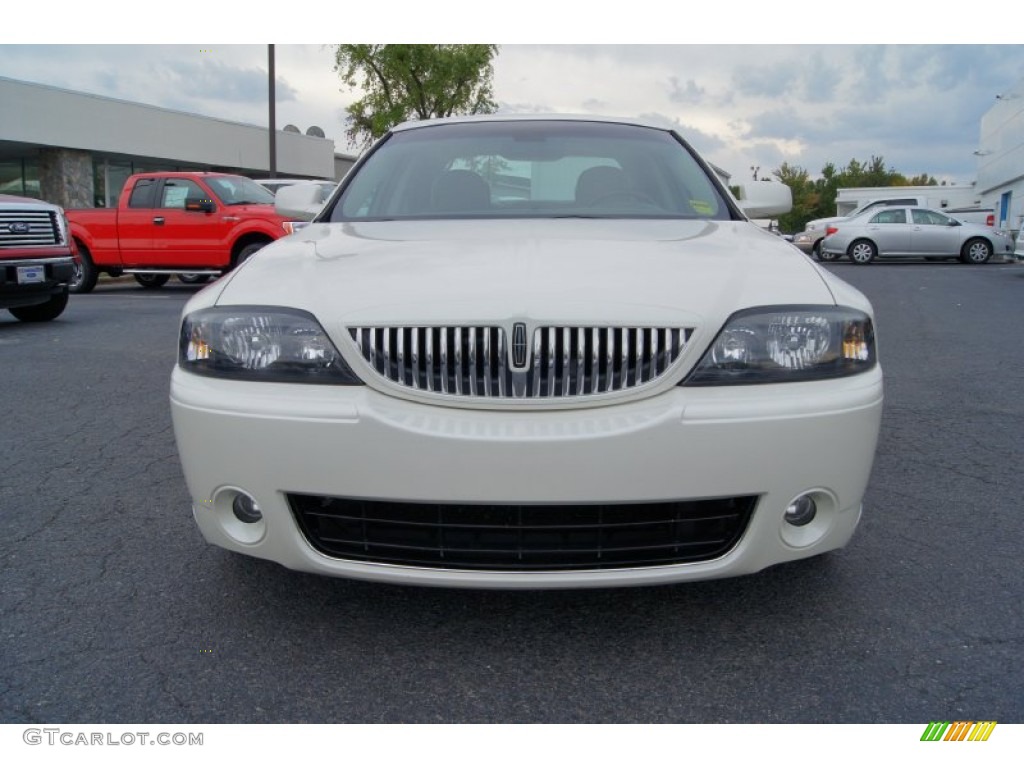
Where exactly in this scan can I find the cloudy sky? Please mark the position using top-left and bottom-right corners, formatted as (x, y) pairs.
(3, 37), (1023, 185)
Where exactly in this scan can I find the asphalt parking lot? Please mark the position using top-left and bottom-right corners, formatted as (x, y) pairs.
(1, 262), (1022, 723)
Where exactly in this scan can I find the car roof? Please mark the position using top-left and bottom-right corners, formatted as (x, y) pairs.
(391, 113), (676, 133)
(252, 178), (334, 184)
(134, 171), (240, 178)
(862, 204), (944, 214)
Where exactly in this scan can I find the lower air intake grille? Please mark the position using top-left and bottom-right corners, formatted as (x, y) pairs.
(289, 494), (756, 571)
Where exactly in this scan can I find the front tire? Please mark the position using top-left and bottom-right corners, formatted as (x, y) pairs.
(9, 289), (69, 322)
(69, 242), (99, 294)
(233, 241), (268, 268)
(848, 239), (877, 265)
(178, 274), (212, 284)
(134, 274), (170, 289)
(961, 238), (992, 264)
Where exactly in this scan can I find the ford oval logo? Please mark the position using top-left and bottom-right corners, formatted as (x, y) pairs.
(8, 222), (31, 234)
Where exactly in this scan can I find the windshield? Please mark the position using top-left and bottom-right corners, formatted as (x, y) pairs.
(331, 120), (731, 221)
(207, 176), (276, 206)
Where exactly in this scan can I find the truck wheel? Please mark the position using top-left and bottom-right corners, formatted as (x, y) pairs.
(9, 289), (69, 322)
(234, 241), (268, 267)
(179, 274), (211, 284)
(134, 274), (170, 289)
(69, 242), (99, 294)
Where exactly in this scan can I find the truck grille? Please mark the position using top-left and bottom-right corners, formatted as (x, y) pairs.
(348, 325), (691, 398)
(289, 494), (757, 571)
(0, 210), (61, 247)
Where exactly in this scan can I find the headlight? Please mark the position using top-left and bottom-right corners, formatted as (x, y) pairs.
(56, 207), (69, 245)
(179, 306), (363, 384)
(684, 306), (876, 386)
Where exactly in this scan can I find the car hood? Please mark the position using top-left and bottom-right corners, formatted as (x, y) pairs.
(224, 204), (289, 223)
(210, 219), (840, 342)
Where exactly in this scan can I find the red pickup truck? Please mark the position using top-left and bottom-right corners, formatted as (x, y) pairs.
(67, 172), (294, 292)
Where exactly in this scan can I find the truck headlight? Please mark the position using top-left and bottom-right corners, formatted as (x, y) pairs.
(683, 306), (876, 386)
(179, 306), (363, 384)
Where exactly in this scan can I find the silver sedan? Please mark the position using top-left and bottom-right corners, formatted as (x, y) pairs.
(820, 206), (1013, 264)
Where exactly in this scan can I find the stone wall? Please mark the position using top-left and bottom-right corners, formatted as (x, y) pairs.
(39, 149), (94, 208)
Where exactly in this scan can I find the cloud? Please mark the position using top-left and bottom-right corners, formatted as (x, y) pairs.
(637, 112), (725, 155)
(497, 101), (556, 114)
(731, 59), (801, 99)
(667, 76), (706, 105)
(5, 43), (1024, 185)
(849, 46), (893, 104)
(800, 52), (841, 103)
(147, 59), (297, 104)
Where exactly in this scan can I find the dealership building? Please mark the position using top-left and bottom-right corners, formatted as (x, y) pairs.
(0, 76), (356, 209)
(974, 78), (1024, 233)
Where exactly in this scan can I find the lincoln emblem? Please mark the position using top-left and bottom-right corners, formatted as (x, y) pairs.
(511, 323), (528, 368)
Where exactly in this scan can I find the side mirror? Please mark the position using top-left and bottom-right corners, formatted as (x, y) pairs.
(184, 197), (216, 213)
(734, 181), (793, 218)
(948, 219), (961, 226)
(275, 183), (327, 221)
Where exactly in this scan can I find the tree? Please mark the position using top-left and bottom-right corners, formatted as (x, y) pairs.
(334, 44), (499, 147)
(771, 156), (940, 232)
(772, 162), (819, 234)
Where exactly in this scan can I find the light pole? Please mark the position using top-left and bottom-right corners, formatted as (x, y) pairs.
(268, 44), (277, 179)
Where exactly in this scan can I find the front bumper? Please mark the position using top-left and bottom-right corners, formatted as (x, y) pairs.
(820, 238), (846, 258)
(791, 232), (817, 256)
(0, 255), (75, 309)
(170, 367), (883, 588)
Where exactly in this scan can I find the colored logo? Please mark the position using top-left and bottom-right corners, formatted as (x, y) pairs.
(921, 721), (997, 742)
(7, 222), (31, 234)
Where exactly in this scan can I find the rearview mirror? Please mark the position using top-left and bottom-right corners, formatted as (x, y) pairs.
(275, 183), (328, 221)
(184, 197), (215, 213)
(734, 181), (792, 218)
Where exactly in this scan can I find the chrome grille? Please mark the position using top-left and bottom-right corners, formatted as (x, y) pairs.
(0, 210), (61, 247)
(349, 325), (691, 399)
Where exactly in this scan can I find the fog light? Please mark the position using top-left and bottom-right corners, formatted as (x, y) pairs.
(784, 495), (817, 527)
(232, 494), (263, 524)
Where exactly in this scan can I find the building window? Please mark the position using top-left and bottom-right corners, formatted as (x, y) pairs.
(104, 160), (133, 208)
(0, 158), (40, 198)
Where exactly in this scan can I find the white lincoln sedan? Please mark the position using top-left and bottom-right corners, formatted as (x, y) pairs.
(170, 115), (883, 588)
